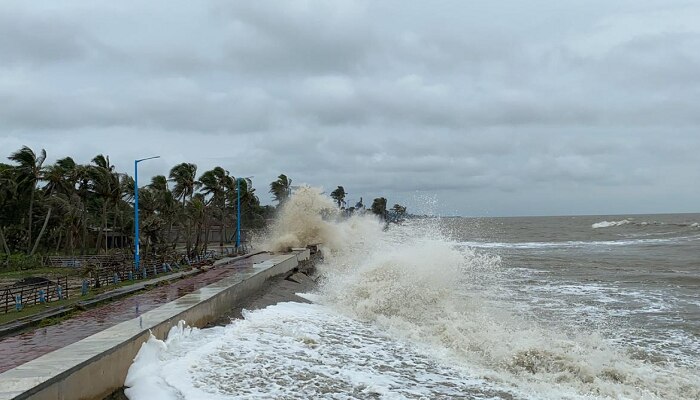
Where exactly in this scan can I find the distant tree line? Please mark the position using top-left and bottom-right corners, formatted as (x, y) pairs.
(0, 146), (285, 259)
(0, 145), (406, 262)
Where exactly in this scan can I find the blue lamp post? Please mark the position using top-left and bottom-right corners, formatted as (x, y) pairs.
(134, 156), (160, 272)
(235, 176), (253, 252)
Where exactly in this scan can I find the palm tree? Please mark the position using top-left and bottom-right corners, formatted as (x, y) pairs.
(148, 175), (177, 248)
(371, 197), (388, 220)
(330, 186), (346, 208)
(89, 154), (120, 252)
(187, 193), (208, 256)
(0, 163), (15, 255)
(8, 146), (47, 253)
(269, 174), (292, 205)
(169, 163), (198, 205)
(169, 163), (198, 254)
(199, 167), (233, 247)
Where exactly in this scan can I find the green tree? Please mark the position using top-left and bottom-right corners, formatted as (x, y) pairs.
(199, 167), (233, 248)
(330, 186), (346, 208)
(169, 163), (198, 254)
(269, 174), (292, 205)
(8, 146), (47, 253)
(371, 197), (388, 220)
(89, 154), (121, 252)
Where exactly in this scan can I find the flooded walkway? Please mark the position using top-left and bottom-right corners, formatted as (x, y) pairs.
(0, 253), (271, 373)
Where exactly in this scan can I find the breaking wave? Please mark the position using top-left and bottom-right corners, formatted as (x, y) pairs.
(592, 220), (633, 229)
(459, 235), (700, 250)
(315, 219), (699, 398)
(126, 190), (700, 399)
(592, 219), (700, 229)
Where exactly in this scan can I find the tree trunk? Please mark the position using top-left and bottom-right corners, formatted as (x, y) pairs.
(55, 228), (63, 253)
(100, 202), (108, 253)
(203, 219), (210, 253)
(30, 207), (52, 256)
(81, 210), (88, 255)
(112, 202), (120, 250)
(0, 226), (11, 254)
(26, 187), (35, 253)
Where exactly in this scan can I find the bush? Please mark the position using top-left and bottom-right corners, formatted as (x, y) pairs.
(0, 254), (44, 271)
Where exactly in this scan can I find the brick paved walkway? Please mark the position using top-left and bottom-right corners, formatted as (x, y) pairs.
(0, 254), (270, 373)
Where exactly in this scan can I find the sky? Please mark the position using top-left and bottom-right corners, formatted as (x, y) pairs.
(1, 0), (699, 217)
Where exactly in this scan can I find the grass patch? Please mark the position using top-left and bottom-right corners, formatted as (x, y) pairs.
(0, 267), (81, 280)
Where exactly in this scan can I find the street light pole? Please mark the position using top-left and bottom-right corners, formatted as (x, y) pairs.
(134, 156), (160, 272)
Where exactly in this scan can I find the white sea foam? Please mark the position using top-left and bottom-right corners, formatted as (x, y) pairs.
(125, 303), (508, 399)
(125, 190), (700, 399)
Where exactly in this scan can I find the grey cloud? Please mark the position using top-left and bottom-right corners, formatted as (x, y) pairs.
(1, 0), (700, 216)
(0, 11), (89, 66)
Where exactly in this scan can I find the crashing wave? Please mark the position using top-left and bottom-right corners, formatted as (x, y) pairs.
(125, 190), (700, 399)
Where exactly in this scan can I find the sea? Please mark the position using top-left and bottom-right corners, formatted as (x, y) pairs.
(123, 193), (700, 400)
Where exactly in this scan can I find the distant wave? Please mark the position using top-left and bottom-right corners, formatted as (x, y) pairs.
(459, 235), (700, 250)
(591, 220), (633, 229)
(592, 220), (700, 229)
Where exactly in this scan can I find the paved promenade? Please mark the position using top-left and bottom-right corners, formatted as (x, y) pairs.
(0, 253), (271, 373)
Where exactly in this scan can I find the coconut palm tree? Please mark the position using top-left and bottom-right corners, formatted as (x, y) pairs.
(330, 186), (346, 208)
(8, 146), (47, 253)
(169, 163), (198, 205)
(0, 163), (15, 255)
(199, 167), (233, 247)
(371, 197), (388, 220)
(89, 154), (121, 252)
(149, 175), (178, 248)
(269, 174), (292, 205)
(169, 163), (198, 254)
(187, 193), (208, 256)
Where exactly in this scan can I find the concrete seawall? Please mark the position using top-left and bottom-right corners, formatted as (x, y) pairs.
(0, 249), (310, 400)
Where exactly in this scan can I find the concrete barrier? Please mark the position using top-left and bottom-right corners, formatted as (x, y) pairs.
(0, 249), (311, 400)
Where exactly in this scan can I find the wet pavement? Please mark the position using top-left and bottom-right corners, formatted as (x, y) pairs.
(0, 253), (271, 373)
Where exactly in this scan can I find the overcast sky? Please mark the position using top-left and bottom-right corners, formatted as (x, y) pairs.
(1, 0), (699, 216)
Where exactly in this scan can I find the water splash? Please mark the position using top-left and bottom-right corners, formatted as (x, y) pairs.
(126, 190), (700, 399)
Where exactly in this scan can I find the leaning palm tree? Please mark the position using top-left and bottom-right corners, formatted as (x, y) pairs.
(371, 197), (388, 220)
(8, 146), (47, 253)
(169, 163), (198, 254)
(199, 167), (233, 247)
(169, 163), (198, 206)
(330, 186), (346, 208)
(269, 174), (292, 205)
(0, 163), (16, 255)
(89, 154), (120, 252)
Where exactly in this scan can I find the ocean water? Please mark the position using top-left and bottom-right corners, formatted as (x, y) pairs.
(124, 192), (700, 399)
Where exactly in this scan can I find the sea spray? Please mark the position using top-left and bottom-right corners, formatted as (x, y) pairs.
(311, 214), (699, 398)
(261, 186), (341, 252)
(125, 190), (700, 399)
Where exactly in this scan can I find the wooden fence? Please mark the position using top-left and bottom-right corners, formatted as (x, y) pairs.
(1, 277), (70, 313)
